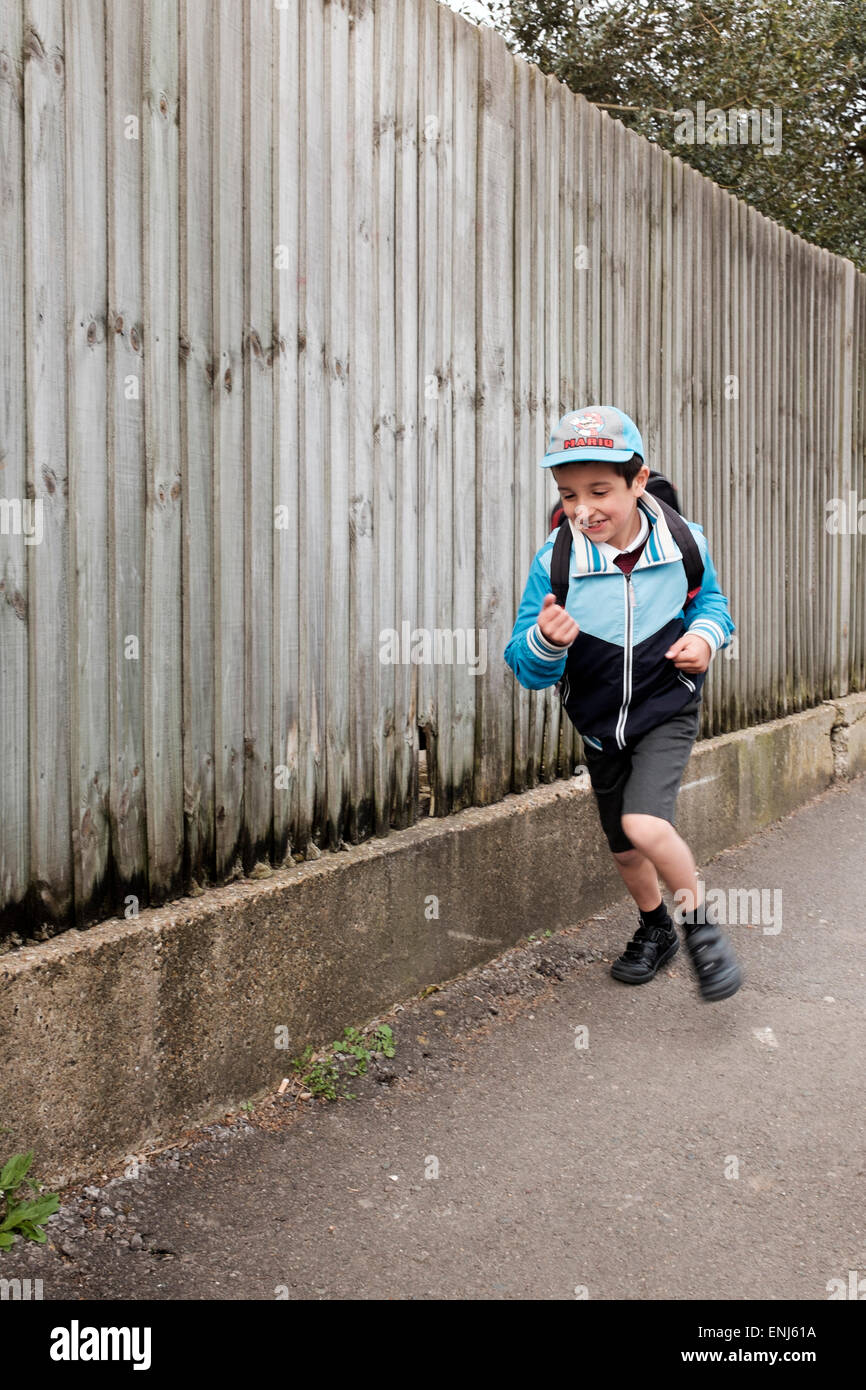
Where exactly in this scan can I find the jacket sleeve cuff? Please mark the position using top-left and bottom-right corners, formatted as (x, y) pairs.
(687, 619), (726, 654)
(526, 622), (569, 660)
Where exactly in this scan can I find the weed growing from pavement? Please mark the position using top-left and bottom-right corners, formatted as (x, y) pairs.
(290, 1024), (396, 1102)
(0, 1143), (60, 1252)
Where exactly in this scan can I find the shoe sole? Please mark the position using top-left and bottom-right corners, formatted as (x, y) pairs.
(610, 935), (679, 984)
(684, 925), (743, 1001)
(696, 964), (743, 1002)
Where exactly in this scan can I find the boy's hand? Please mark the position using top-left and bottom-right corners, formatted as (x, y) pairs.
(665, 632), (712, 673)
(537, 593), (580, 648)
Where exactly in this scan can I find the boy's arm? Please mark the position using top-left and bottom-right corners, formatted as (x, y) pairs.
(683, 529), (735, 658)
(504, 548), (569, 690)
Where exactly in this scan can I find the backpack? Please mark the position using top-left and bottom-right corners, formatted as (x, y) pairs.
(548, 469), (704, 609)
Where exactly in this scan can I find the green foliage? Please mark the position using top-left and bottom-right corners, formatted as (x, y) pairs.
(0, 1149), (60, 1252)
(474, 0), (866, 270)
(290, 1023), (396, 1102)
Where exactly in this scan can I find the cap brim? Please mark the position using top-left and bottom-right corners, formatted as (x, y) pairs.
(540, 447), (636, 468)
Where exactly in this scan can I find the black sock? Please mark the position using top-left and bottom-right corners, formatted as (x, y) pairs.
(678, 897), (719, 932)
(639, 900), (670, 929)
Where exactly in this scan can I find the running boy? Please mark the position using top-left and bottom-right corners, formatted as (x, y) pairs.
(504, 406), (742, 1002)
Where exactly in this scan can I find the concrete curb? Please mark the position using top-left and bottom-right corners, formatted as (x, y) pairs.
(2, 694), (865, 1186)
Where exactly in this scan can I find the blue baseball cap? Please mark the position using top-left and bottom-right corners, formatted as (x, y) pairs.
(540, 405), (644, 467)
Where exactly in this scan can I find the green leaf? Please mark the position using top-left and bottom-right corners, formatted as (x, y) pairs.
(18, 1220), (47, 1243)
(0, 1193), (59, 1232)
(0, 1150), (33, 1193)
(0, 1231), (16, 1249)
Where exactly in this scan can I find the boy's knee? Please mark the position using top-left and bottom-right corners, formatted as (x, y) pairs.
(620, 812), (672, 849)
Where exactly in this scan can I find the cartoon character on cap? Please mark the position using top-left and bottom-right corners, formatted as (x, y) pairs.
(571, 411), (604, 435)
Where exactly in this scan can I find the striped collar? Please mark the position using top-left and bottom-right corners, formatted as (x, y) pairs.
(594, 506), (649, 563)
(567, 492), (684, 577)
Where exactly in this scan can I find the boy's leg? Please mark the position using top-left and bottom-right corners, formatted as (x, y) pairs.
(618, 701), (742, 1000)
(580, 734), (679, 984)
(611, 847), (664, 914)
(617, 697), (703, 915)
(617, 815), (698, 917)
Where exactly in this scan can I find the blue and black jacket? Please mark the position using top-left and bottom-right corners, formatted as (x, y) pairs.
(503, 491), (735, 753)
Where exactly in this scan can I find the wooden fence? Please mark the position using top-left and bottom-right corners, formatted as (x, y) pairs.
(1, 0), (864, 937)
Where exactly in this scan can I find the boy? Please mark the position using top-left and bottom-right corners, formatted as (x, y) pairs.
(504, 406), (742, 1002)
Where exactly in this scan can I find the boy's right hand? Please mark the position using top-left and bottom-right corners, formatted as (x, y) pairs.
(537, 592), (580, 648)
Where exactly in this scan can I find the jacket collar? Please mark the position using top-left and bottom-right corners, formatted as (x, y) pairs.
(567, 491), (683, 577)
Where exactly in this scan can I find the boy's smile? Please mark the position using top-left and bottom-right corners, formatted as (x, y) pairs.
(552, 459), (651, 552)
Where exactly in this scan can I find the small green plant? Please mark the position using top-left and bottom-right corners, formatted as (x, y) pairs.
(240, 1101), (254, 1114)
(290, 1045), (340, 1100)
(290, 1022), (397, 1102)
(0, 1150), (60, 1252)
(369, 1023), (395, 1058)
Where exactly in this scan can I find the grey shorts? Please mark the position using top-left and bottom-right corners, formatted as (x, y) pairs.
(580, 697), (702, 853)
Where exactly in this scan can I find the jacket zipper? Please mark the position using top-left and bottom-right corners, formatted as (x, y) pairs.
(615, 573), (634, 748)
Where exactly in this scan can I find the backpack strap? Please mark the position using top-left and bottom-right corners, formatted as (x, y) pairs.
(549, 494), (705, 606)
(650, 494), (705, 598)
(549, 516), (572, 608)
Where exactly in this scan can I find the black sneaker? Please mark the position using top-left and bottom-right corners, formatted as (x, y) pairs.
(682, 920), (743, 1002)
(610, 913), (679, 984)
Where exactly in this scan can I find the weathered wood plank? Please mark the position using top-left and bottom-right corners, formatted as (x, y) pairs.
(475, 23), (514, 805)
(710, 178), (730, 734)
(298, 0), (328, 848)
(242, 0), (274, 869)
(24, 0), (72, 928)
(392, 0), (420, 828)
(733, 196), (750, 729)
(417, 0), (442, 805)
(688, 165), (705, 538)
(539, 73), (561, 783)
(345, 0), (375, 838)
(106, 0), (148, 911)
(65, 0), (109, 925)
(179, 0), (216, 889)
(0, 0), (28, 925)
(510, 53), (532, 792)
(769, 216), (784, 716)
(272, 0), (301, 862)
(448, 9), (478, 811)
(428, 0), (456, 816)
(854, 270), (866, 692)
(142, 0), (183, 902)
(322, 0), (351, 847)
(212, 0), (245, 878)
(527, 61), (548, 784)
(834, 257), (856, 697)
(644, 140), (664, 491)
(679, 165), (697, 527)
(557, 76), (576, 775)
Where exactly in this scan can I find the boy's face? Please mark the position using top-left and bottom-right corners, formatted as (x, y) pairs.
(552, 459), (650, 551)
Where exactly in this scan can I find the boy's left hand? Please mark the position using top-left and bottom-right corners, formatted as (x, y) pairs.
(665, 633), (712, 673)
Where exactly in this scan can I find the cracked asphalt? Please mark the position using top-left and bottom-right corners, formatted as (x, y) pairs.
(4, 773), (865, 1302)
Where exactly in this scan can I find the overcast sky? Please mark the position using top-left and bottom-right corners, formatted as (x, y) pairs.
(439, 0), (498, 27)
